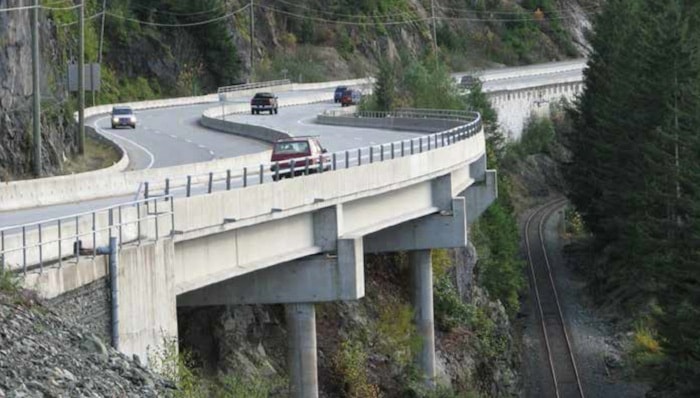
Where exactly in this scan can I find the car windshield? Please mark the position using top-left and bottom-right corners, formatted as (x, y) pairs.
(274, 141), (310, 154)
(112, 108), (133, 115)
(254, 93), (273, 98)
(335, 86), (347, 92)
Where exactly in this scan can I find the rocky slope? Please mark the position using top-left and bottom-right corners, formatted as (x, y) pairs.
(0, 288), (174, 397)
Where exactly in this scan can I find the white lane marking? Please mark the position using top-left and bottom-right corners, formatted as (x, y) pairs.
(198, 144), (207, 149)
(209, 150), (215, 156)
(94, 116), (155, 169)
(169, 134), (177, 139)
(185, 139), (193, 144)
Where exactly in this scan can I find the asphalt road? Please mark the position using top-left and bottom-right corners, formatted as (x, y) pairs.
(0, 61), (586, 228)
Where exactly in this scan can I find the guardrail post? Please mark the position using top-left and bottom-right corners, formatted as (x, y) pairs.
(208, 172), (214, 194)
(319, 155), (324, 173)
(170, 196), (175, 237)
(226, 170), (231, 190)
(137, 202), (142, 246)
(275, 162), (280, 181)
(22, 226), (26, 274)
(186, 176), (192, 197)
(419, 138), (423, 153)
(38, 223), (43, 272)
(391, 142), (395, 159)
(428, 135), (431, 151)
(410, 139), (414, 155)
(290, 161), (295, 178)
(57, 219), (62, 268)
(369, 146), (374, 164)
(304, 158), (310, 175)
(357, 148), (362, 166)
(345, 151), (350, 168)
(154, 198), (159, 241)
(92, 212), (97, 258)
(259, 164), (264, 184)
(164, 178), (170, 198)
(243, 167), (248, 187)
(332, 153), (337, 170)
(144, 182), (149, 199)
(75, 216), (80, 262)
(380, 144), (384, 161)
(0, 230), (4, 272)
(441, 133), (445, 147)
(401, 141), (405, 157)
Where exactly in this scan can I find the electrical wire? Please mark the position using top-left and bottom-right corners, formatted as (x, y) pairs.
(257, 4), (430, 26)
(271, 0), (418, 20)
(130, 2), (229, 17)
(104, 4), (249, 27)
(55, 11), (103, 27)
(436, 3), (601, 15)
(41, 3), (82, 11)
(0, 4), (38, 12)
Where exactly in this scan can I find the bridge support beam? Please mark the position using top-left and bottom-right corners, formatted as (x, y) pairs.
(410, 249), (436, 387)
(286, 303), (319, 398)
(464, 169), (497, 225)
(363, 198), (467, 253)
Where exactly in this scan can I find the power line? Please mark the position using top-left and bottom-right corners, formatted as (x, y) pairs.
(130, 3), (229, 17)
(56, 11), (103, 27)
(41, 3), (82, 11)
(104, 4), (249, 27)
(257, 4), (430, 26)
(436, 3), (601, 15)
(271, 0), (418, 20)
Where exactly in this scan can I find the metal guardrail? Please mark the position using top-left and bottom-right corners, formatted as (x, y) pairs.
(142, 108), (482, 200)
(0, 196), (174, 274)
(217, 79), (291, 95)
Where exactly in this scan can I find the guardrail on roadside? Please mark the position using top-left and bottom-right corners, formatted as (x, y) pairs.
(217, 80), (292, 95)
(0, 195), (174, 273)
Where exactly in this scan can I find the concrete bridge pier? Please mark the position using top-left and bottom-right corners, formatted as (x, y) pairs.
(286, 303), (319, 398)
(410, 250), (436, 386)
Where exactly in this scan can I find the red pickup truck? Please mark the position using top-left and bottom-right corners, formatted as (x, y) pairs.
(270, 137), (330, 180)
(251, 92), (279, 115)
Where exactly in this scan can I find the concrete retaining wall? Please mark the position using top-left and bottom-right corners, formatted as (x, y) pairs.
(47, 276), (111, 343)
(315, 115), (463, 133)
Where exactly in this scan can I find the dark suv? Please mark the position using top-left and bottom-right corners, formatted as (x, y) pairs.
(111, 106), (136, 129)
(270, 137), (330, 180)
(334, 86), (348, 103)
(251, 92), (279, 114)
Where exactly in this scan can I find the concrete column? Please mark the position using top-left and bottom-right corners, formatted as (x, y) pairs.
(410, 250), (436, 387)
(286, 303), (319, 398)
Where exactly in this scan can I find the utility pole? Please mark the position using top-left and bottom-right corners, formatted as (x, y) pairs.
(98, 0), (107, 63)
(249, 0), (254, 81)
(431, 0), (438, 67)
(78, 1), (85, 154)
(31, 0), (41, 177)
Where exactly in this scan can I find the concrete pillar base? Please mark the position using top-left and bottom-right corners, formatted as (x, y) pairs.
(410, 249), (436, 387)
(286, 303), (319, 398)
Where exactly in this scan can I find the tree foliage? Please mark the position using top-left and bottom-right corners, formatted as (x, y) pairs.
(563, 0), (700, 393)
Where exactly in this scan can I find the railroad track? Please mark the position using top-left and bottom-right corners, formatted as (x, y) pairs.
(524, 198), (584, 398)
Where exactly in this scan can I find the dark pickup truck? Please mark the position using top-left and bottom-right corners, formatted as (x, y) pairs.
(251, 92), (279, 115)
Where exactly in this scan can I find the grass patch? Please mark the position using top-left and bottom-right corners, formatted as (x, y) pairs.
(61, 135), (122, 175)
(331, 339), (381, 398)
(0, 268), (21, 295)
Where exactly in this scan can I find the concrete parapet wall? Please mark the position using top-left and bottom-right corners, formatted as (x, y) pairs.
(487, 81), (583, 139)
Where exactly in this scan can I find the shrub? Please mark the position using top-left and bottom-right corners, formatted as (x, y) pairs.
(331, 340), (381, 398)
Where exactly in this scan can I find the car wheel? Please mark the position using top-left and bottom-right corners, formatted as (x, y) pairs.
(274, 108), (278, 114)
(132, 125), (136, 129)
(251, 109), (255, 115)
(111, 124), (116, 129)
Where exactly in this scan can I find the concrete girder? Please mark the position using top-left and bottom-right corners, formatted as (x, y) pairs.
(464, 169), (498, 225)
(176, 238), (364, 306)
(363, 197), (467, 253)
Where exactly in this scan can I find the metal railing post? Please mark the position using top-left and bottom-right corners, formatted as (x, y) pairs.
(136, 202), (142, 246)
(401, 141), (405, 157)
(243, 167), (248, 187)
(290, 161), (295, 178)
(410, 139), (414, 155)
(259, 164), (264, 184)
(208, 172), (213, 194)
(38, 223), (43, 272)
(75, 216), (80, 262)
(369, 146), (373, 163)
(22, 226), (26, 274)
(170, 196), (175, 236)
(275, 162), (280, 180)
(419, 138), (423, 153)
(186, 176), (192, 197)
(226, 170), (231, 190)
(391, 142), (395, 159)
(319, 155), (324, 173)
(357, 148), (362, 166)
(57, 219), (62, 268)
(380, 144), (384, 161)
(0, 230), (4, 272)
(332, 153), (337, 170)
(428, 135), (431, 150)
(92, 212), (97, 258)
(144, 182), (149, 199)
(164, 178), (170, 198)
(345, 151), (350, 168)
(118, 206), (123, 250)
(304, 158), (310, 175)
(154, 198), (159, 241)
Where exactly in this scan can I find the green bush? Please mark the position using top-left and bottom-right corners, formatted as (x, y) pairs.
(331, 340), (381, 398)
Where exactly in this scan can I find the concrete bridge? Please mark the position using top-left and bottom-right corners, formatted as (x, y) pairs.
(0, 60), (585, 397)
